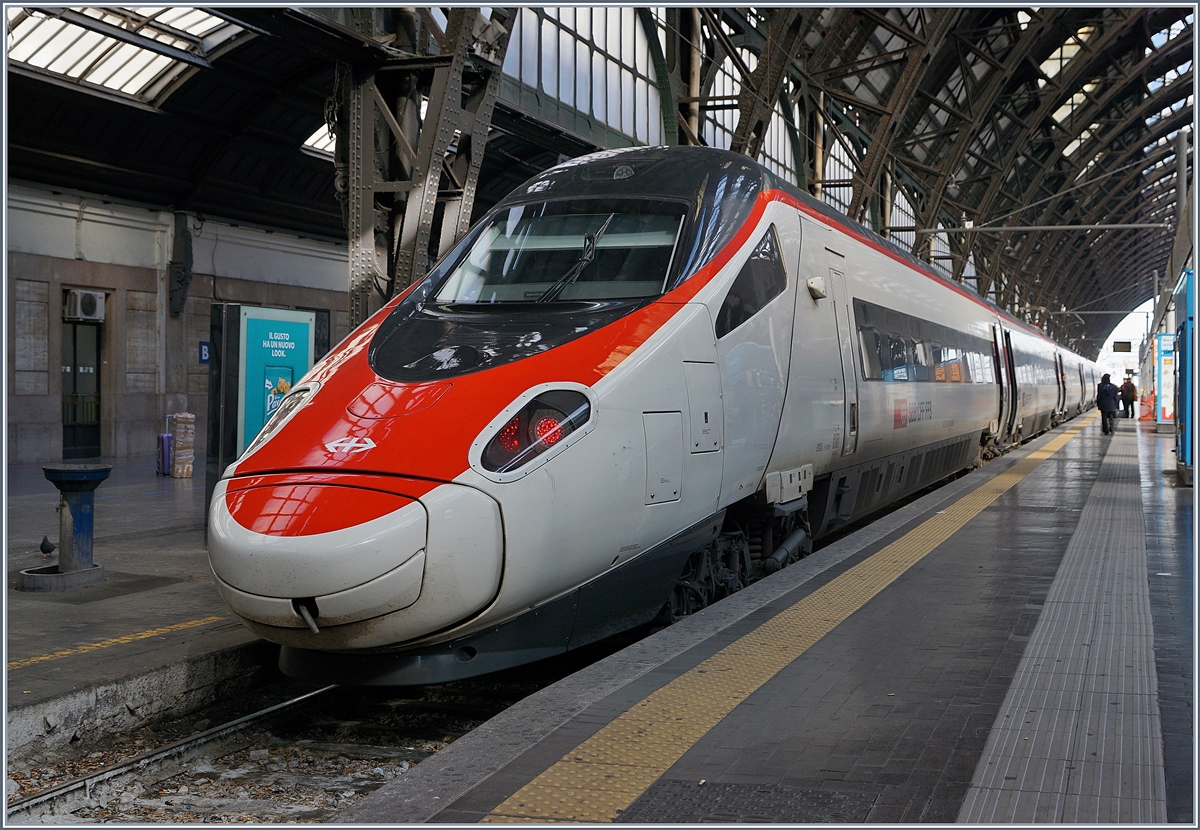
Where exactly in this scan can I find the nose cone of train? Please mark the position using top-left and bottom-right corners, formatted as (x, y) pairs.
(207, 476), (504, 649)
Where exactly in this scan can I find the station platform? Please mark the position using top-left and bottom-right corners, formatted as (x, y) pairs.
(5, 457), (272, 758)
(5, 416), (1190, 821)
(340, 414), (1193, 825)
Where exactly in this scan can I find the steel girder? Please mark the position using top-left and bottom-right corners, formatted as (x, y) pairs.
(340, 8), (515, 327)
(681, 7), (1191, 356)
(976, 16), (1191, 340)
(845, 10), (957, 222)
(729, 9), (808, 159)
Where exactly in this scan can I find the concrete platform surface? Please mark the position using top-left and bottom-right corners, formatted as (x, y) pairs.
(5, 418), (1189, 824)
(6, 458), (265, 759)
(336, 416), (1192, 824)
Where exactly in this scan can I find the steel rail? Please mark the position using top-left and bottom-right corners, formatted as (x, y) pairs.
(5, 685), (337, 822)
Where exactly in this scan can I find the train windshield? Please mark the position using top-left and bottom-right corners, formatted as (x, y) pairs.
(433, 199), (687, 303)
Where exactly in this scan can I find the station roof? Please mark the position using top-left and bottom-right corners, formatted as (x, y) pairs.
(708, 7), (1192, 352)
(5, 6), (1192, 354)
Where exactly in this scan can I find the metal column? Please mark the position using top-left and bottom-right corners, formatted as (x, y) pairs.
(341, 9), (513, 330)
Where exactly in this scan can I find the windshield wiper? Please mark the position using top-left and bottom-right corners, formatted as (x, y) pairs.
(536, 214), (615, 303)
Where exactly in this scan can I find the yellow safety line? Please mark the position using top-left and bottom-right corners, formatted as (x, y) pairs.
(7, 616), (227, 670)
(483, 413), (1099, 823)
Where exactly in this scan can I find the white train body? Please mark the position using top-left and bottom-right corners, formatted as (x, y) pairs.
(207, 147), (1099, 684)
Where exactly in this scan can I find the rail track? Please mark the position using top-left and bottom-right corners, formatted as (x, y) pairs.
(6, 643), (625, 824)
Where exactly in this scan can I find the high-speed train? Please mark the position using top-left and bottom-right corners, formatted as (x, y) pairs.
(208, 146), (1100, 685)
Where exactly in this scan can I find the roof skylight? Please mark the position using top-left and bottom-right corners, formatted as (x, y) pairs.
(5, 7), (242, 100)
(302, 124), (335, 156)
(1038, 25), (1097, 84)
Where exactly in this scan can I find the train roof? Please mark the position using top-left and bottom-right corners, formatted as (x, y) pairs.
(497, 146), (1081, 358)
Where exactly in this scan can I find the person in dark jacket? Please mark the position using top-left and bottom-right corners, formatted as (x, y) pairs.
(1096, 373), (1120, 434)
(1120, 377), (1137, 418)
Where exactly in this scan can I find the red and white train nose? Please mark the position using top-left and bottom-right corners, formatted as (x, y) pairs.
(207, 476), (503, 650)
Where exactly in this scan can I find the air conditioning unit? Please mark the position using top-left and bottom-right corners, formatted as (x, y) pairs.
(64, 290), (106, 322)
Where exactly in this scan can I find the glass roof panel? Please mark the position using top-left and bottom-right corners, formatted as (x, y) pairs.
(87, 40), (141, 86)
(8, 15), (63, 63)
(155, 7), (224, 36)
(1039, 26), (1096, 82)
(5, 7), (241, 101)
(48, 28), (108, 77)
(303, 125), (335, 155)
(122, 52), (173, 93)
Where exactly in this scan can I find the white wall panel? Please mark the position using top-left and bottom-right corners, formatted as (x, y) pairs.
(7, 185), (168, 268)
(189, 222), (346, 291)
(8, 184), (347, 291)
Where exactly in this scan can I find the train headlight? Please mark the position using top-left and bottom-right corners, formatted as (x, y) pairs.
(477, 388), (593, 477)
(240, 382), (320, 462)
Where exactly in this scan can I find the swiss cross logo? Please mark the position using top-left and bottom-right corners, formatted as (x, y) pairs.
(325, 436), (376, 454)
(893, 399), (933, 429)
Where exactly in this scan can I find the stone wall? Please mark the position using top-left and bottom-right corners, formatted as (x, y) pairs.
(7, 185), (350, 464)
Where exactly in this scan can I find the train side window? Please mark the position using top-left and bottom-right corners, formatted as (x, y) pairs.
(886, 333), (910, 381)
(931, 325), (948, 382)
(859, 328), (884, 379)
(715, 226), (786, 338)
(853, 300), (884, 380)
(912, 332), (933, 382)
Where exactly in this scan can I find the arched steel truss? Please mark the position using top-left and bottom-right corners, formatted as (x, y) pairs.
(659, 7), (1193, 356)
(7, 6), (1191, 355)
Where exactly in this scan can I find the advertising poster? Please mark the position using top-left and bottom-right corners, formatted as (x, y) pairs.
(1155, 333), (1175, 424)
(238, 307), (316, 454)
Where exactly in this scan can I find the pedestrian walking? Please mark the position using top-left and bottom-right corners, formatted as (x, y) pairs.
(1120, 377), (1137, 418)
(1097, 373), (1120, 434)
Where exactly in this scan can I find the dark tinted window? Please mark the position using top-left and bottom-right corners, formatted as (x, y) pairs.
(433, 198), (686, 303)
(887, 333), (910, 381)
(854, 297), (994, 384)
(715, 226), (787, 338)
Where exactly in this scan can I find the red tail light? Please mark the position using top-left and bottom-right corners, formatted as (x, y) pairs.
(482, 390), (590, 473)
(497, 417), (522, 452)
(533, 413), (564, 445)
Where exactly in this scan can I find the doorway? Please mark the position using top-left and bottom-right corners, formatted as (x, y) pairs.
(62, 321), (101, 459)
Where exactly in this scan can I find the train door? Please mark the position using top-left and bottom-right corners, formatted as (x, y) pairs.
(991, 325), (1018, 443)
(715, 215), (798, 508)
(826, 254), (858, 456)
(769, 216), (844, 480)
(1054, 353), (1066, 417)
(1002, 330), (1020, 438)
(990, 325), (1008, 440)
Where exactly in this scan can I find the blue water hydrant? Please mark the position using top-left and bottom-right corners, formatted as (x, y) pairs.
(17, 464), (111, 591)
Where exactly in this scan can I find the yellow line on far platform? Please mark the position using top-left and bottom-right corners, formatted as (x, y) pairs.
(8, 616), (227, 670)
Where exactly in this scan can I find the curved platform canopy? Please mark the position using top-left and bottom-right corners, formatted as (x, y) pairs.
(6, 7), (368, 239)
(6, 7), (1192, 356)
(742, 7), (1193, 355)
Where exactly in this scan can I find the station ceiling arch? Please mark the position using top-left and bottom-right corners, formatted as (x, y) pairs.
(6, 6), (1192, 356)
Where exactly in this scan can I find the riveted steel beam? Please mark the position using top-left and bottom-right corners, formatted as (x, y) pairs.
(849, 9), (955, 223)
(342, 8), (515, 328)
(730, 8), (806, 160)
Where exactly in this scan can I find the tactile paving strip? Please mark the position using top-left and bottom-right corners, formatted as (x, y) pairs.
(481, 417), (1097, 823)
(958, 428), (1167, 823)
